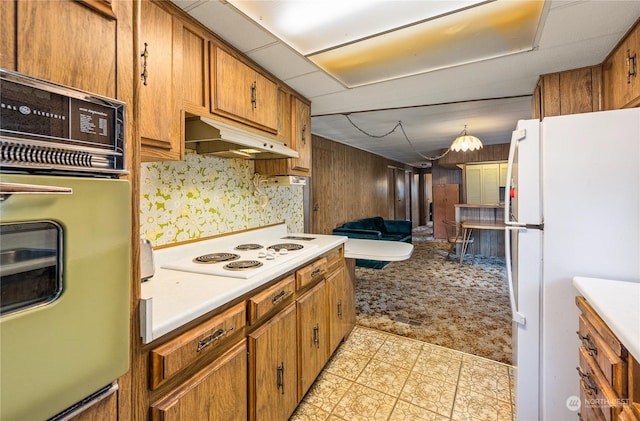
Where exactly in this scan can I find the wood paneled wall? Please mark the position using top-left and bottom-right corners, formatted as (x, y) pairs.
(437, 143), (510, 168)
(310, 135), (414, 234)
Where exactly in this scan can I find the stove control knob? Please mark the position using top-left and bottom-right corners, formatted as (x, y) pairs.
(266, 251), (276, 260)
(258, 251), (267, 258)
(279, 248), (289, 255)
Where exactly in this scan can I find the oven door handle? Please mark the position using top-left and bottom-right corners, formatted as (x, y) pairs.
(0, 182), (73, 201)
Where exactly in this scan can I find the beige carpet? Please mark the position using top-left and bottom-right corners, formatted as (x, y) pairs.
(354, 226), (513, 365)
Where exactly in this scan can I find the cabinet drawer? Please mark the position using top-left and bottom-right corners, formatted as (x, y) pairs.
(579, 314), (628, 396)
(326, 246), (344, 274)
(619, 406), (640, 421)
(580, 383), (607, 421)
(296, 257), (327, 290)
(150, 302), (246, 389)
(577, 296), (626, 358)
(248, 274), (295, 325)
(579, 346), (623, 421)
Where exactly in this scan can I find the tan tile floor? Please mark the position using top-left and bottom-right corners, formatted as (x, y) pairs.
(291, 326), (515, 421)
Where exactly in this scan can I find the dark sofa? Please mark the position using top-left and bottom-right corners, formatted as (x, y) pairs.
(332, 216), (412, 269)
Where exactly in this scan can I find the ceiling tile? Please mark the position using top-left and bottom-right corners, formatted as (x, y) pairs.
(246, 43), (319, 81)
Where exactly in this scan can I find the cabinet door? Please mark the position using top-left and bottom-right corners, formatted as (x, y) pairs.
(249, 304), (298, 421)
(12, 0), (117, 98)
(327, 266), (354, 354)
(69, 391), (117, 421)
(252, 71), (279, 132)
(604, 23), (640, 110)
(290, 96), (312, 173)
(481, 164), (500, 204)
(150, 340), (247, 421)
(499, 163), (508, 187)
(181, 22), (209, 114)
(140, 0), (182, 161)
(432, 184), (459, 240)
(297, 280), (328, 400)
(465, 165), (482, 204)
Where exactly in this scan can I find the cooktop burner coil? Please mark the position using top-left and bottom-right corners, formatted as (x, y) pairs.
(224, 260), (263, 270)
(234, 243), (264, 250)
(193, 253), (240, 264)
(267, 243), (304, 252)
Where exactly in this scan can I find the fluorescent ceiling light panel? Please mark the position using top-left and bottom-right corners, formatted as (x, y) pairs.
(228, 0), (488, 55)
(228, 0), (544, 88)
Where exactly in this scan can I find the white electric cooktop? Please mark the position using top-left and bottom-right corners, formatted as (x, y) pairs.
(161, 238), (317, 279)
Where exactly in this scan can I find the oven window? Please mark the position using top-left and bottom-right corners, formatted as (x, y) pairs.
(0, 221), (63, 316)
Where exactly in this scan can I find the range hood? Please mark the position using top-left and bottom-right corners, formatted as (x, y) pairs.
(184, 116), (299, 159)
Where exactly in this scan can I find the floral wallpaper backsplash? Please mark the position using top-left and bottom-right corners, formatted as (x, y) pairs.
(140, 151), (304, 246)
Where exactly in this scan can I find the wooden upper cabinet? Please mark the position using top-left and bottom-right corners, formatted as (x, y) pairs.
(291, 96), (312, 173)
(3, 0), (117, 98)
(0, 1), (16, 71)
(181, 21), (209, 115)
(533, 66), (603, 119)
(139, 0), (182, 161)
(254, 95), (312, 177)
(211, 46), (279, 133)
(603, 19), (640, 110)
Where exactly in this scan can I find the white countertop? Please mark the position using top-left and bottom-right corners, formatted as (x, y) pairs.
(573, 276), (640, 362)
(140, 225), (415, 344)
(140, 225), (346, 343)
(343, 238), (413, 261)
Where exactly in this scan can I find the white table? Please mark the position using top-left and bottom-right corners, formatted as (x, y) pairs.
(343, 238), (414, 261)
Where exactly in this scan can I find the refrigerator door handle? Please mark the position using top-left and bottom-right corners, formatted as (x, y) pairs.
(504, 128), (526, 227)
(504, 226), (526, 325)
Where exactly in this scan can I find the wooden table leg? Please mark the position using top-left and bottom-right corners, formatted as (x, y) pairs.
(459, 227), (473, 264)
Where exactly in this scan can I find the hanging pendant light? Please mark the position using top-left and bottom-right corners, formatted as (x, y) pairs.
(450, 125), (483, 152)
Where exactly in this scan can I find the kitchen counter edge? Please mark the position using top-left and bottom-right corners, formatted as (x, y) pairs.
(572, 276), (640, 362)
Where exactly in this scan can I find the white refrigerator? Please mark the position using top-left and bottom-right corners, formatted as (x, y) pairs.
(504, 108), (640, 421)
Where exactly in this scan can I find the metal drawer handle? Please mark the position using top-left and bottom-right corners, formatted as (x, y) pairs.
(251, 81), (257, 110)
(271, 290), (288, 305)
(311, 268), (324, 278)
(276, 362), (284, 395)
(337, 301), (343, 319)
(141, 42), (149, 86)
(197, 327), (234, 352)
(627, 49), (637, 84)
(313, 324), (320, 348)
(0, 182), (72, 201)
(576, 367), (598, 396)
(576, 331), (598, 356)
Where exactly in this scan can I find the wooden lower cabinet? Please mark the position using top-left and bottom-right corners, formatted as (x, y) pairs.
(150, 339), (247, 421)
(68, 391), (118, 421)
(576, 296), (640, 421)
(297, 280), (329, 400)
(248, 303), (298, 421)
(327, 265), (355, 355)
(142, 246), (352, 421)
